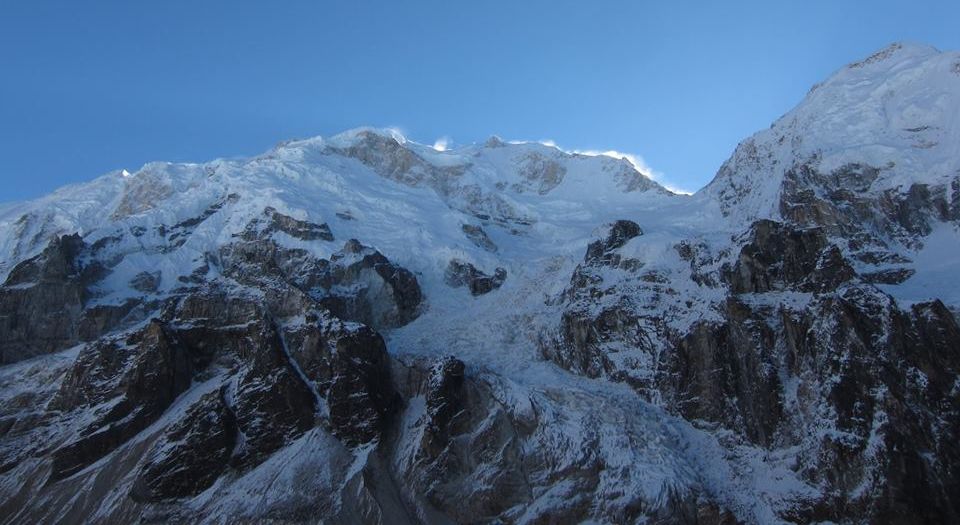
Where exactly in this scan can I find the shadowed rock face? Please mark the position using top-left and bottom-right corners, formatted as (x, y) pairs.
(444, 258), (507, 296)
(130, 389), (236, 502)
(726, 219), (856, 294)
(585, 219), (643, 265)
(326, 326), (397, 446)
(0, 235), (88, 364)
(420, 356), (466, 457)
(48, 321), (193, 481)
(545, 214), (960, 523)
(0, 233), (150, 365)
(0, 221), (429, 519)
(324, 239), (423, 328)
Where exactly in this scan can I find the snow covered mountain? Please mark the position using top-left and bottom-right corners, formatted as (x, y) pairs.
(1, 42), (959, 524)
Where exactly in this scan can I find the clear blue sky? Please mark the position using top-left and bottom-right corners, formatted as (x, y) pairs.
(2, 1), (959, 200)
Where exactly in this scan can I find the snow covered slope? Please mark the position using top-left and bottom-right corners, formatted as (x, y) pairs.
(705, 42), (960, 221)
(0, 127), (676, 291)
(1, 43), (959, 524)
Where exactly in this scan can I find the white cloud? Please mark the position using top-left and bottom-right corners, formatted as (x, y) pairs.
(524, 139), (694, 195)
(385, 127), (408, 144)
(432, 137), (451, 152)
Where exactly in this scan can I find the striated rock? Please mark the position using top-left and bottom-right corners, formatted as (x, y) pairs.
(226, 320), (317, 469)
(551, 305), (653, 380)
(666, 300), (784, 446)
(392, 358), (533, 522)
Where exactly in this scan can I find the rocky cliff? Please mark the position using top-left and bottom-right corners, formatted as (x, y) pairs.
(1, 43), (959, 524)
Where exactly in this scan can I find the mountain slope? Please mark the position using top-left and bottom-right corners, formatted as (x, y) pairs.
(1, 43), (959, 524)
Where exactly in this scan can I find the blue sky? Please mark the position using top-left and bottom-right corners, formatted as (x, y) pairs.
(2, 1), (959, 200)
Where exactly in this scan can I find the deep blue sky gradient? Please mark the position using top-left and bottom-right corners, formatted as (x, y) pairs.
(2, 1), (960, 200)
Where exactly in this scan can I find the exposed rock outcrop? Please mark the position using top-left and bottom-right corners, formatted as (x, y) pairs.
(48, 321), (192, 480)
(726, 219), (855, 293)
(444, 259), (507, 296)
(0, 235), (95, 364)
(218, 233), (422, 329)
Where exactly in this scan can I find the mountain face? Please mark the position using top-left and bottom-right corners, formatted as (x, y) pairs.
(1, 42), (959, 524)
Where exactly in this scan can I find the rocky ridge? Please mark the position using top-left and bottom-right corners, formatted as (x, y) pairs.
(0, 43), (959, 524)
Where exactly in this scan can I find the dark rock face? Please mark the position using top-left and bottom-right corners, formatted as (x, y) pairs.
(444, 259), (507, 296)
(0, 235), (89, 364)
(667, 301), (784, 446)
(584, 219), (643, 265)
(780, 293), (960, 524)
(225, 320), (317, 469)
(779, 163), (954, 235)
(0, 233), (147, 365)
(392, 357), (533, 523)
(550, 305), (652, 380)
(420, 356), (466, 456)
(779, 163), (960, 255)
(326, 327), (396, 446)
(546, 214), (960, 523)
(48, 321), (192, 480)
(130, 390), (236, 502)
(565, 220), (645, 297)
(116, 288), (398, 503)
(726, 219), (855, 293)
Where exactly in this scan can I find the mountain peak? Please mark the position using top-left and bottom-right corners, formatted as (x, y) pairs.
(704, 41), (960, 221)
(844, 41), (940, 70)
